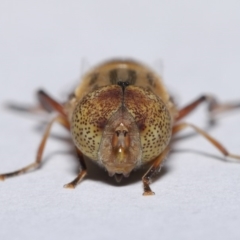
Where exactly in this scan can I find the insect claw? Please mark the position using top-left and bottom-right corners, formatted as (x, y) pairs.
(225, 155), (240, 163)
(142, 191), (155, 196)
(63, 183), (76, 189)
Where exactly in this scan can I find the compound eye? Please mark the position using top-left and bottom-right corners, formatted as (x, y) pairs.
(124, 86), (172, 162)
(71, 85), (123, 160)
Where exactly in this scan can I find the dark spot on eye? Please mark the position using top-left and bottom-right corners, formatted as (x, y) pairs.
(95, 117), (108, 129)
(137, 118), (147, 131)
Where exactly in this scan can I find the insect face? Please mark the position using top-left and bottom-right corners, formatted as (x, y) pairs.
(98, 105), (142, 181)
(71, 81), (172, 181)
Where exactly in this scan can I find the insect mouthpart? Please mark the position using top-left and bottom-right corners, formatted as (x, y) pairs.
(108, 172), (130, 183)
(114, 174), (123, 183)
(101, 122), (139, 182)
(98, 103), (142, 181)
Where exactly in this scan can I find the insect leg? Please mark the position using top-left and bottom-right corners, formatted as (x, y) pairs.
(176, 95), (240, 121)
(5, 90), (66, 115)
(142, 145), (170, 196)
(37, 89), (66, 116)
(63, 148), (87, 189)
(0, 115), (70, 180)
(172, 122), (240, 160)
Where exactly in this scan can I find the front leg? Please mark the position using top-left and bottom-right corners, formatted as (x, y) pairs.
(64, 148), (87, 189)
(0, 115), (69, 180)
(142, 145), (170, 196)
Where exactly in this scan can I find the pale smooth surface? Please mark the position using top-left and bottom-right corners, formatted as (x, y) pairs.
(1, 1), (240, 240)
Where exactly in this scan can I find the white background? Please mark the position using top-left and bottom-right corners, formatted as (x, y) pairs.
(1, 1), (240, 240)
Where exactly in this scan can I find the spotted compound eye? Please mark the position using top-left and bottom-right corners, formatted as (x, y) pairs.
(71, 85), (123, 160)
(124, 86), (172, 162)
